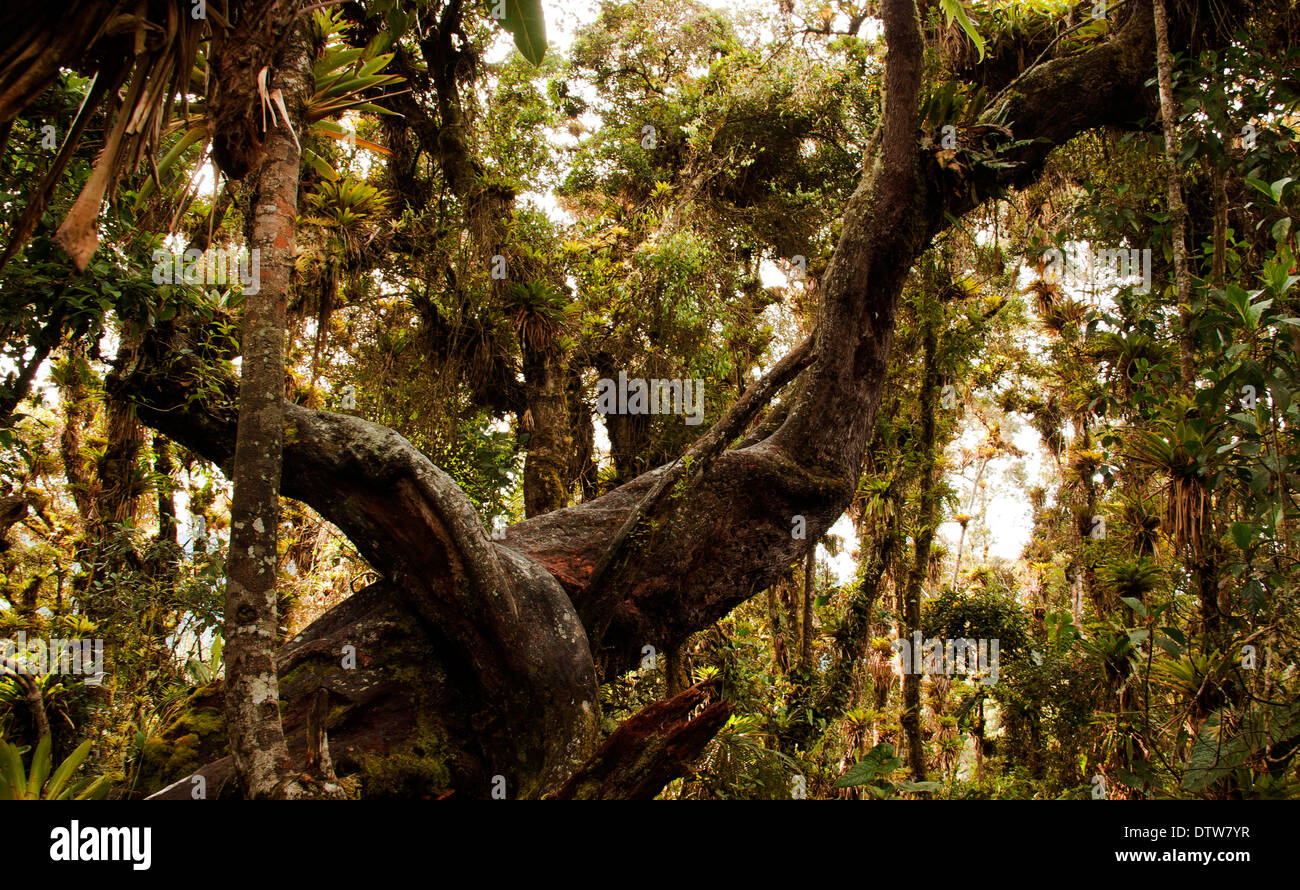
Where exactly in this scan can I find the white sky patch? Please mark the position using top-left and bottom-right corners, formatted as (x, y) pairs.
(937, 421), (1045, 565)
(821, 513), (857, 584)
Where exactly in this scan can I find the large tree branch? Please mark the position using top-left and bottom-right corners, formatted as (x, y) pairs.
(119, 0), (1207, 685)
(112, 336), (599, 797)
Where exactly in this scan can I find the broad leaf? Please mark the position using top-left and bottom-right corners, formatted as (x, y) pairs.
(494, 0), (547, 66)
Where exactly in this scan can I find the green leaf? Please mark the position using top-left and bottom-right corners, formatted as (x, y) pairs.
(834, 742), (902, 787)
(1154, 634), (1183, 657)
(1245, 177), (1275, 201)
(939, 0), (985, 61)
(1230, 522), (1254, 551)
(1271, 216), (1292, 242)
(73, 775), (113, 801)
(1274, 384), (1293, 416)
(493, 0), (547, 66)
(302, 148), (340, 182)
(44, 740), (93, 800)
(26, 734), (51, 798)
(1184, 703), (1300, 792)
(895, 780), (943, 794)
(0, 741), (27, 800)
(1120, 596), (1147, 618)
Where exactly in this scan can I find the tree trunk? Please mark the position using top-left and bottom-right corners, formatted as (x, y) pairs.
(222, 19), (313, 800)
(1152, 0), (1195, 391)
(800, 544), (816, 670)
(522, 344), (572, 517)
(900, 308), (940, 782)
(96, 391), (142, 528)
(950, 456), (988, 588)
(767, 581), (789, 674)
(664, 642), (690, 698)
(154, 433), (177, 546)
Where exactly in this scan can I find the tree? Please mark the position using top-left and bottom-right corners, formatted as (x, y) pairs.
(4, 0), (1291, 800)
(120, 0), (1263, 798)
(221, 19), (319, 800)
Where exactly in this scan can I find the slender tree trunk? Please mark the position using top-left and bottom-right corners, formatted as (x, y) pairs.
(900, 310), (941, 781)
(665, 642), (690, 697)
(1153, 0), (1195, 391)
(1211, 163), (1228, 290)
(223, 21), (313, 800)
(800, 544), (816, 670)
(766, 582), (788, 674)
(58, 347), (96, 521)
(21, 674), (50, 741)
(950, 457), (988, 588)
(522, 344), (571, 517)
(566, 367), (598, 501)
(154, 433), (176, 546)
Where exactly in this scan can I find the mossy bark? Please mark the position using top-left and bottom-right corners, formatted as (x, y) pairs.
(223, 20), (312, 800)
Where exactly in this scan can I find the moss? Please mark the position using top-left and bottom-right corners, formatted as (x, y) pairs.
(137, 733), (203, 794)
(170, 707), (225, 740)
(357, 727), (453, 798)
(351, 640), (458, 797)
(133, 684), (227, 796)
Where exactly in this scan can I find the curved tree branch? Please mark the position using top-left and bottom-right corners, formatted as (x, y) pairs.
(113, 0), (1257, 797)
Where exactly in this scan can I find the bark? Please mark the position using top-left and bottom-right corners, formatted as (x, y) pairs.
(207, 0), (303, 181)
(664, 642), (690, 698)
(549, 681), (731, 800)
(800, 544), (816, 671)
(58, 349), (96, 521)
(899, 312), (940, 782)
(566, 366), (599, 501)
(0, 496), (28, 553)
(95, 389), (143, 528)
(767, 581), (790, 674)
(1211, 164), (1228, 290)
(154, 433), (177, 546)
(1153, 0), (1196, 391)
(222, 20), (313, 801)
(521, 344), (571, 517)
(19, 674), (50, 741)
